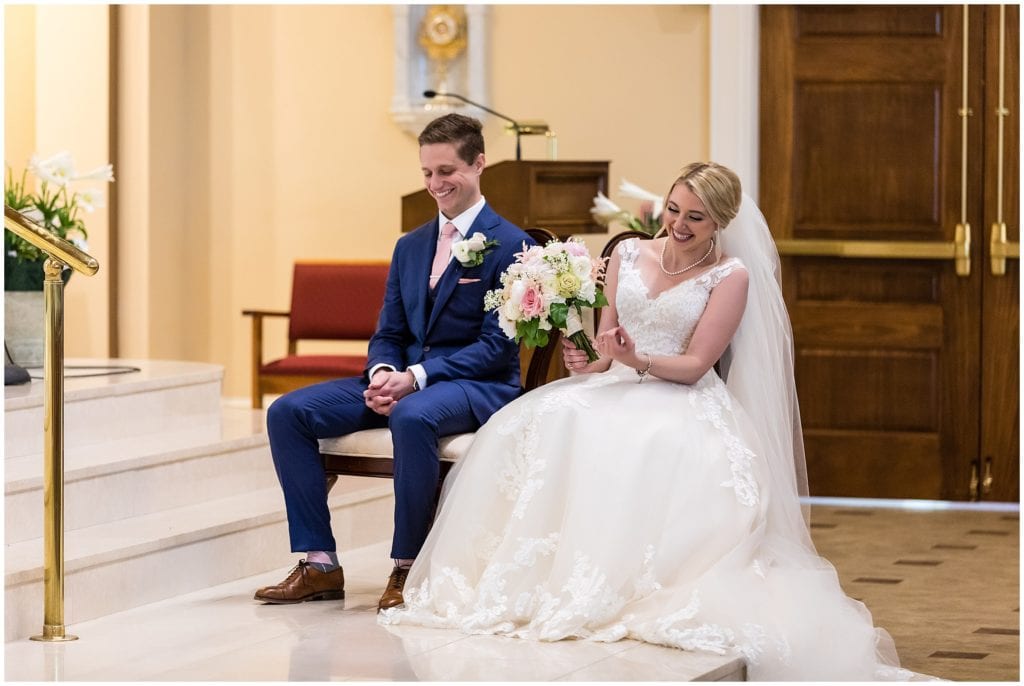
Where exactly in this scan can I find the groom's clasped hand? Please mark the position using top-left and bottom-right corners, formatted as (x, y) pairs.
(362, 369), (414, 416)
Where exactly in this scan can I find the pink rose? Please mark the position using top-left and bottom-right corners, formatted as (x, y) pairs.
(520, 284), (545, 318)
(564, 240), (588, 257)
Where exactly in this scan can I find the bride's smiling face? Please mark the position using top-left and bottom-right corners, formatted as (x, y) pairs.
(663, 183), (717, 251)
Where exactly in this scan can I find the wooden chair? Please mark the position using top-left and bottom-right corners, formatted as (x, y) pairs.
(243, 261), (390, 409)
(319, 227), (560, 486)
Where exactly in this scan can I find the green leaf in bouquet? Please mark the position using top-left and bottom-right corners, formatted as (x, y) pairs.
(548, 302), (569, 330)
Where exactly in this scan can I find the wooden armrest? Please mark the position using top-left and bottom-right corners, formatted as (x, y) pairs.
(241, 309), (290, 318)
(245, 309), (292, 408)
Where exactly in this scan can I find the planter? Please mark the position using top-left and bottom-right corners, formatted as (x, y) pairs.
(5, 290), (45, 367)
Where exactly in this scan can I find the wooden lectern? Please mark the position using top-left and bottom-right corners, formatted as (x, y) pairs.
(401, 160), (609, 239)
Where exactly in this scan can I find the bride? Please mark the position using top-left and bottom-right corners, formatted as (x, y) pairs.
(379, 162), (910, 681)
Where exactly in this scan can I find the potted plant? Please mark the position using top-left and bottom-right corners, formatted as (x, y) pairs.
(4, 152), (113, 366)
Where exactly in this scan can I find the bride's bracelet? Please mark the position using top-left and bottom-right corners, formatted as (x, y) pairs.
(636, 353), (653, 383)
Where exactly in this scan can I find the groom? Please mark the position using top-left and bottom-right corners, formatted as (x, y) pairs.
(256, 113), (533, 611)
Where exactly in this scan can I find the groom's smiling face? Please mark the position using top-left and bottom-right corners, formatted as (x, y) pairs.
(420, 142), (484, 220)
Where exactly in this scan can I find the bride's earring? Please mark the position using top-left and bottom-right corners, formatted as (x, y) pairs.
(714, 228), (722, 263)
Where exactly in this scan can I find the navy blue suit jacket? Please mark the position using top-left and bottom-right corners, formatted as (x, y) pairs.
(367, 203), (535, 425)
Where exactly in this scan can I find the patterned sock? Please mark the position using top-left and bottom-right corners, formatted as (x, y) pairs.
(306, 550), (339, 572)
(393, 558), (414, 570)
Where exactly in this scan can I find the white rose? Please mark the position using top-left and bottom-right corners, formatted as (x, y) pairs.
(501, 299), (522, 324)
(570, 255), (592, 280)
(498, 316), (517, 339)
(451, 241), (473, 263)
(507, 280), (527, 308)
(578, 280), (597, 303)
(466, 232), (487, 252)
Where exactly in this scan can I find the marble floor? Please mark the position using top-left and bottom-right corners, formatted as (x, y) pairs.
(4, 500), (1018, 682)
(3, 540), (743, 681)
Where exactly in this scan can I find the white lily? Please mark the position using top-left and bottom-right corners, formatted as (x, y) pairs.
(73, 163), (115, 184)
(589, 190), (618, 225)
(618, 178), (663, 219)
(75, 188), (105, 212)
(29, 151), (75, 187)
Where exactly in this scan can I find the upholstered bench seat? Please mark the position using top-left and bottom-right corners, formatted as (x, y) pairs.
(319, 429), (475, 463)
(261, 354), (368, 378)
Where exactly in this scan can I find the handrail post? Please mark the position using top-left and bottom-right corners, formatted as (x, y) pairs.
(29, 257), (77, 642)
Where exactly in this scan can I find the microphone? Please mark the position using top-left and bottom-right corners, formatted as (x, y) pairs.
(423, 90), (524, 161)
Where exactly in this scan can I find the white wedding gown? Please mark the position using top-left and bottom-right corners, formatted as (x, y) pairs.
(380, 240), (911, 681)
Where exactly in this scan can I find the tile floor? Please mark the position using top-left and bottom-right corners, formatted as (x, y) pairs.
(4, 501), (1018, 682)
(810, 502), (1019, 682)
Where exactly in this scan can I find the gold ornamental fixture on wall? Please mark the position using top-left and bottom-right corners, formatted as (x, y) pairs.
(418, 5), (468, 95)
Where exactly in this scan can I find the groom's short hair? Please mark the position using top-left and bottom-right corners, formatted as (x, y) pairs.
(419, 113), (485, 165)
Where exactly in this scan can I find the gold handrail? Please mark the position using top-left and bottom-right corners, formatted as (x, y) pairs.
(990, 5), (1019, 276)
(4, 206), (99, 276)
(950, 4), (974, 278)
(775, 225), (971, 275)
(5, 204), (99, 643)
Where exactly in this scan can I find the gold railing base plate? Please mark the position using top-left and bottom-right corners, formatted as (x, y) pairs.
(30, 626), (78, 642)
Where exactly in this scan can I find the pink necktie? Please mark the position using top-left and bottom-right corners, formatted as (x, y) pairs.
(430, 222), (457, 289)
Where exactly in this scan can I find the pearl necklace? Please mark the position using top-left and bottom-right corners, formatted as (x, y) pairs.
(659, 236), (715, 276)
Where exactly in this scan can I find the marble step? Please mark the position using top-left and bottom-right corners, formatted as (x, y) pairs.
(5, 407), (275, 544)
(5, 481), (395, 641)
(4, 540), (747, 681)
(5, 359), (223, 460)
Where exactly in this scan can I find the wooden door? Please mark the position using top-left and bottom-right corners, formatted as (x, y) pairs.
(760, 6), (1018, 501)
(980, 5), (1019, 501)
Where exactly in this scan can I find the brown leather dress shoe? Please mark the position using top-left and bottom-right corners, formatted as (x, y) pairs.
(377, 566), (410, 612)
(254, 559), (345, 604)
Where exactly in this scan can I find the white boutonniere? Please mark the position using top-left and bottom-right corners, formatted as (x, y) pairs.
(452, 231), (499, 267)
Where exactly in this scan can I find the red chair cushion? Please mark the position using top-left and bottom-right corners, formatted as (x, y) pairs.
(261, 355), (368, 377)
(289, 263), (389, 340)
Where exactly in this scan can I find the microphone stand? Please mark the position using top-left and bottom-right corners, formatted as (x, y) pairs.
(423, 90), (522, 161)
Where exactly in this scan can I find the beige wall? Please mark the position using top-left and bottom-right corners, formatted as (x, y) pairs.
(5, 4), (110, 360)
(8, 4), (710, 399)
(5, 6), (36, 170)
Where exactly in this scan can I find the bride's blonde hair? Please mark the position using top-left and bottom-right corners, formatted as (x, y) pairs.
(668, 162), (742, 230)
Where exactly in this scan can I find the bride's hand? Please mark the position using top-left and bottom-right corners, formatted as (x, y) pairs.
(561, 337), (590, 372)
(596, 326), (636, 364)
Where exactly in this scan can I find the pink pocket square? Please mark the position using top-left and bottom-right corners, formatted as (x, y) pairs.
(457, 278), (482, 284)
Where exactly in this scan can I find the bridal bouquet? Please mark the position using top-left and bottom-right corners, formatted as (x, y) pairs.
(484, 238), (608, 362)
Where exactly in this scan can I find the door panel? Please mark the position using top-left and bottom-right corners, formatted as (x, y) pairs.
(980, 5), (1019, 501)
